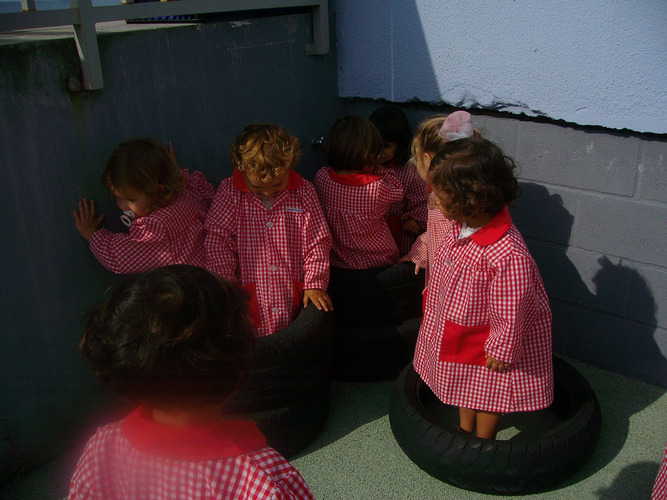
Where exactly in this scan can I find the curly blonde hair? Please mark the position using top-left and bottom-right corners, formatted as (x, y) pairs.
(231, 124), (301, 183)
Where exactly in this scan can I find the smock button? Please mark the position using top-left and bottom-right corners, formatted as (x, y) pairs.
(270, 265), (278, 272)
(445, 258), (453, 266)
(266, 221), (274, 228)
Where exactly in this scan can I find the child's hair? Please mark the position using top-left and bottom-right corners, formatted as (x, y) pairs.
(369, 104), (412, 164)
(80, 265), (254, 409)
(323, 115), (384, 172)
(103, 137), (186, 211)
(428, 138), (519, 218)
(231, 123), (301, 183)
(411, 113), (482, 160)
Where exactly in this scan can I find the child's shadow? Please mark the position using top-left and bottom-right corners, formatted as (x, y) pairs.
(511, 182), (665, 485)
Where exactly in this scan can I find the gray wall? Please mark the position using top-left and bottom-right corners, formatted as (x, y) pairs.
(343, 99), (667, 389)
(0, 12), (339, 483)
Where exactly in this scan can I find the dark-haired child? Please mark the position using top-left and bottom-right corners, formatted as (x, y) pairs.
(69, 265), (314, 499)
(73, 137), (214, 274)
(370, 104), (428, 255)
(413, 138), (553, 439)
(314, 115), (404, 269)
(205, 124), (332, 337)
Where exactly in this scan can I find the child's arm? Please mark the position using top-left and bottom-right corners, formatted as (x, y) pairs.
(485, 253), (542, 366)
(73, 198), (104, 241)
(401, 167), (429, 234)
(204, 182), (239, 281)
(404, 232), (428, 274)
(301, 182), (333, 306)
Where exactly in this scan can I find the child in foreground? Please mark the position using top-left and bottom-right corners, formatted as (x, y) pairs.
(69, 265), (314, 499)
(370, 104), (428, 255)
(314, 115), (404, 269)
(73, 137), (214, 274)
(413, 138), (553, 439)
(205, 124), (332, 337)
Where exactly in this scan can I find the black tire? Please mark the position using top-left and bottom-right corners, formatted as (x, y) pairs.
(328, 263), (425, 326)
(224, 303), (334, 413)
(236, 385), (331, 459)
(388, 356), (601, 495)
(331, 316), (422, 381)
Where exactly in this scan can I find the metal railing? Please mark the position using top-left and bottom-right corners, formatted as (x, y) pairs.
(0, 0), (329, 90)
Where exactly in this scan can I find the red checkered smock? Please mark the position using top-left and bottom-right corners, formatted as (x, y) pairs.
(653, 442), (667, 500)
(313, 167), (403, 270)
(89, 170), (214, 274)
(385, 160), (428, 255)
(408, 190), (451, 287)
(413, 206), (554, 413)
(204, 169), (332, 337)
(69, 406), (314, 500)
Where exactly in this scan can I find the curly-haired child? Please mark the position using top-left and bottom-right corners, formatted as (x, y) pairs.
(73, 137), (214, 274)
(413, 138), (553, 439)
(314, 115), (404, 269)
(69, 265), (314, 499)
(205, 123), (333, 337)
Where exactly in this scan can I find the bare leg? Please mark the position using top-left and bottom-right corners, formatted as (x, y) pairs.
(476, 410), (502, 439)
(458, 407), (476, 434)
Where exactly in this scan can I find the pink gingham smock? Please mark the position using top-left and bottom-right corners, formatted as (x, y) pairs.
(385, 160), (428, 255)
(653, 442), (667, 500)
(89, 170), (214, 274)
(204, 169), (332, 337)
(69, 406), (314, 500)
(313, 166), (403, 270)
(408, 189), (451, 288)
(413, 206), (554, 413)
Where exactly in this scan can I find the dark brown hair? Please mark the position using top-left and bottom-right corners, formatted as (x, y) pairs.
(323, 115), (384, 172)
(103, 137), (186, 211)
(369, 104), (412, 164)
(428, 138), (519, 218)
(80, 265), (254, 408)
(231, 123), (301, 183)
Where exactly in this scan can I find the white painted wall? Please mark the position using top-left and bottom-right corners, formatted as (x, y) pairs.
(333, 0), (667, 135)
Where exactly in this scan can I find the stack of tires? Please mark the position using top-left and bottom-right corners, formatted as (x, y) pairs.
(222, 303), (335, 458)
(327, 262), (426, 381)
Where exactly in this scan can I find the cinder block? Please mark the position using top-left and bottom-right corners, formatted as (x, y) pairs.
(637, 138), (667, 203)
(471, 114), (519, 158)
(510, 182), (578, 245)
(515, 121), (640, 196)
(628, 263), (667, 328)
(572, 194), (667, 267)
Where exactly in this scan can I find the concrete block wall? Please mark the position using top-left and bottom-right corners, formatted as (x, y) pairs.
(342, 100), (667, 388)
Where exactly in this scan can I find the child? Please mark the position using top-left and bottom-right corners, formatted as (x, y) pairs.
(370, 104), (428, 255)
(413, 138), (553, 439)
(314, 115), (404, 269)
(69, 265), (314, 499)
(403, 111), (477, 290)
(204, 123), (332, 337)
(73, 137), (214, 274)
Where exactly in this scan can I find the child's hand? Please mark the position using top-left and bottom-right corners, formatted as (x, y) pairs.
(303, 288), (333, 312)
(485, 355), (510, 373)
(399, 254), (422, 275)
(73, 198), (104, 242)
(402, 218), (421, 235)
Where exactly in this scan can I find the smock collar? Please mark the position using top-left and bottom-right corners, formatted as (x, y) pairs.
(464, 205), (513, 247)
(327, 168), (382, 186)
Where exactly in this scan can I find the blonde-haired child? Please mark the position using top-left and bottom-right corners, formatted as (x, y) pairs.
(73, 137), (214, 274)
(314, 115), (404, 269)
(205, 123), (332, 337)
(414, 137), (553, 439)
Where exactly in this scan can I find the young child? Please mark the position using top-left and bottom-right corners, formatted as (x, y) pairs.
(69, 265), (314, 499)
(413, 138), (553, 439)
(370, 104), (428, 255)
(204, 123), (332, 337)
(314, 115), (404, 269)
(73, 137), (214, 274)
(403, 111), (476, 295)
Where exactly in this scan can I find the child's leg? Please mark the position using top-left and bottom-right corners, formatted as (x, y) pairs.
(458, 407), (476, 434)
(475, 410), (502, 439)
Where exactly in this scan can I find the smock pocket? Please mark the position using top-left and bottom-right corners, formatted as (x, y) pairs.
(240, 283), (262, 331)
(439, 321), (489, 366)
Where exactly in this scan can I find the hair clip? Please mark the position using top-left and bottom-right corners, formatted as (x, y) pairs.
(439, 111), (474, 141)
(120, 210), (136, 227)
